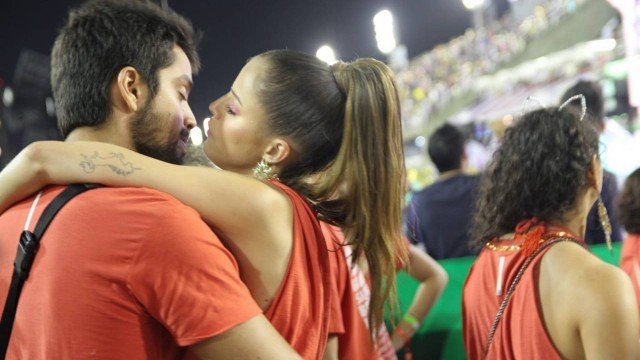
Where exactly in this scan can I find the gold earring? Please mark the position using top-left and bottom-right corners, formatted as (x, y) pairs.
(252, 159), (278, 181)
(597, 195), (613, 254)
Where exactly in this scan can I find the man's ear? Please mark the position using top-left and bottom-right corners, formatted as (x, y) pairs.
(262, 138), (292, 168)
(113, 66), (147, 113)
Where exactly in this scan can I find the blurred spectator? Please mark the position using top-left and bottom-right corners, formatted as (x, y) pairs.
(600, 118), (640, 187)
(397, 0), (591, 135)
(618, 168), (640, 309)
(405, 124), (480, 259)
(560, 80), (623, 244)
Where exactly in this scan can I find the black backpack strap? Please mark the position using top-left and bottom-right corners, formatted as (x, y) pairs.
(0, 184), (100, 357)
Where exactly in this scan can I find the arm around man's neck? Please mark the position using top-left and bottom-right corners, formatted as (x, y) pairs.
(190, 314), (301, 359)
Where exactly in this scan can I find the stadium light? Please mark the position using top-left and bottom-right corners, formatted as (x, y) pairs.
(588, 38), (617, 52)
(190, 126), (204, 146)
(316, 45), (338, 65)
(2, 87), (14, 108)
(373, 10), (397, 54)
(462, 0), (486, 10)
(45, 97), (55, 117)
(203, 117), (211, 138)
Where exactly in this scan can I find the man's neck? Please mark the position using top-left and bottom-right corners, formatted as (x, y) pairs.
(437, 169), (463, 181)
(65, 126), (134, 150)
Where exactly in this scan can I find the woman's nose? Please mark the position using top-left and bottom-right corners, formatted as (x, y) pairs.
(208, 100), (220, 120)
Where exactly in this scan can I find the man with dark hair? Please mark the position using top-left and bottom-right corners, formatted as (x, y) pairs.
(405, 123), (480, 259)
(51, 0), (200, 165)
(560, 80), (622, 245)
(0, 1), (299, 358)
(560, 80), (606, 131)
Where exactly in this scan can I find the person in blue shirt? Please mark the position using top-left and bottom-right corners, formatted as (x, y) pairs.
(405, 123), (480, 259)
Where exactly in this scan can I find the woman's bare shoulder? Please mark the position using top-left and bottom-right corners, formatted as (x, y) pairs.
(543, 241), (628, 288)
(540, 241), (639, 358)
(543, 241), (635, 318)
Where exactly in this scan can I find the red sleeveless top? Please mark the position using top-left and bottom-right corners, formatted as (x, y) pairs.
(264, 181), (332, 359)
(462, 226), (584, 359)
(620, 234), (640, 311)
(321, 222), (397, 360)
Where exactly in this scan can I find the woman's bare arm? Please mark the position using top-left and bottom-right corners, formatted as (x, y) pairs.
(542, 242), (640, 359)
(322, 336), (338, 360)
(0, 144), (50, 212)
(190, 314), (301, 360)
(575, 262), (640, 359)
(0, 141), (289, 247)
(390, 245), (448, 350)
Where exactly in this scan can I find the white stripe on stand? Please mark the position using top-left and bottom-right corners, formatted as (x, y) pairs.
(496, 256), (506, 296)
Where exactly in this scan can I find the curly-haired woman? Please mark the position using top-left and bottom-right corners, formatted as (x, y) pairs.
(462, 108), (639, 359)
(619, 168), (640, 310)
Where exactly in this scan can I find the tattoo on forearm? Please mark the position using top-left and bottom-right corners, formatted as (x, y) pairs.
(79, 152), (141, 176)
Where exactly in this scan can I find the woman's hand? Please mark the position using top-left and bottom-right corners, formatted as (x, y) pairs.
(391, 319), (418, 351)
(0, 141), (53, 214)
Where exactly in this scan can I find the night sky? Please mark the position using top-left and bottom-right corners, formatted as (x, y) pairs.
(0, 0), (508, 123)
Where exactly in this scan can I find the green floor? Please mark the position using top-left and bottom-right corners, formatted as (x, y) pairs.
(391, 243), (622, 359)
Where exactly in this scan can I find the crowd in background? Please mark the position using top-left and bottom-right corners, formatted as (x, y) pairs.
(1, 0), (640, 358)
(397, 0), (593, 136)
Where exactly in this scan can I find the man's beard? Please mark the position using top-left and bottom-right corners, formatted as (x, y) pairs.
(131, 101), (188, 165)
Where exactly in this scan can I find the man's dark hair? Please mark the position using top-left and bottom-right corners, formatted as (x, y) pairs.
(51, 0), (200, 137)
(560, 80), (605, 129)
(618, 168), (640, 234)
(428, 123), (465, 173)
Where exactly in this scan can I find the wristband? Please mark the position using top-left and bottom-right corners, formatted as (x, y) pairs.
(403, 313), (420, 331)
(395, 325), (411, 346)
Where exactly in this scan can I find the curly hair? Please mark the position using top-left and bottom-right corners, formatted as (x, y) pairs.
(471, 108), (600, 248)
(618, 168), (640, 234)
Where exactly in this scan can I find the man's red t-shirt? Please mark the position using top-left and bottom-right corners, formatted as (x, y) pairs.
(0, 186), (262, 359)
